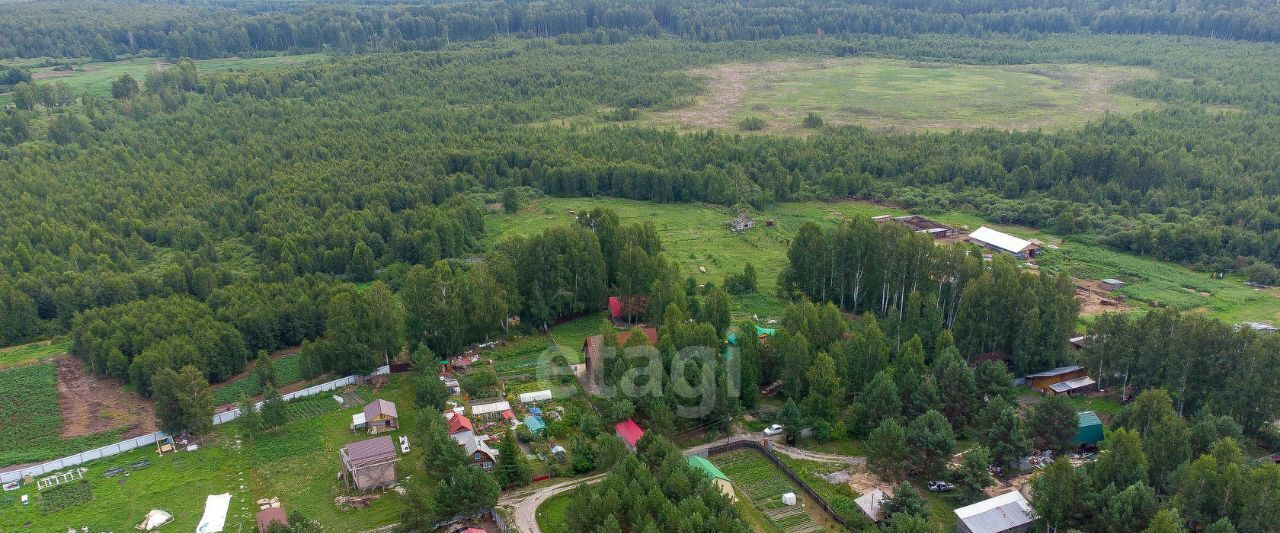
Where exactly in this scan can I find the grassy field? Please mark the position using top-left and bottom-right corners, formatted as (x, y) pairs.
(640, 58), (1156, 134)
(0, 54), (326, 105)
(0, 376), (420, 531)
(490, 197), (1280, 325)
(0, 363), (125, 469)
(0, 339), (69, 369)
(536, 490), (574, 533)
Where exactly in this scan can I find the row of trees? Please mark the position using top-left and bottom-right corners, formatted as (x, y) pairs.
(1081, 309), (1280, 434)
(3, 0), (1279, 62)
(780, 220), (1079, 373)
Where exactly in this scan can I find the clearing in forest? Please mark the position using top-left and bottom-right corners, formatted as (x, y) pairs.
(643, 58), (1156, 133)
(55, 355), (156, 439)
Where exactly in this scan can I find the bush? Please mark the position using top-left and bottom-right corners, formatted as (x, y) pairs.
(738, 116), (766, 131)
(1244, 261), (1280, 285)
(801, 112), (824, 128)
(460, 367), (499, 396)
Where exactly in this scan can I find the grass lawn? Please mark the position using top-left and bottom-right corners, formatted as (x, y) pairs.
(640, 58), (1155, 134)
(490, 197), (1280, 325)
(536, 490), (574, 533)
(0, 339), (69, 369)
(0, 54), (326, 105)
(0, 375), (423, 531)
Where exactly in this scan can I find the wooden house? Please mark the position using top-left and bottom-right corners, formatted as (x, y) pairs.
(362, 399), (398, 434)
(255, 508), (288, 533)
(1023, 365), (1088, 393)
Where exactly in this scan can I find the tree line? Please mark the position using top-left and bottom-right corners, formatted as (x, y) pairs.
(3, 0), (1280, 62)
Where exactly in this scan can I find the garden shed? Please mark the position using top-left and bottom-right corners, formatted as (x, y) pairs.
(1072, 410), (1104, 447)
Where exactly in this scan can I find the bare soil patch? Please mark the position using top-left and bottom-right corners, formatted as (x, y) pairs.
(55, 355), (156, 439)
(1075, 278), (1133, 316)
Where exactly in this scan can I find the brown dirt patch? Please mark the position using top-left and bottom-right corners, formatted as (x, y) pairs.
(55, 355), (156, 439)
(846, 467), (892, 496)
(1075, 278), (1133, 316)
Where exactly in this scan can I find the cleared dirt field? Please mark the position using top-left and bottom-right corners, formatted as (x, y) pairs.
(56, 355), (156, 439)
(643, 58), (1156, 133)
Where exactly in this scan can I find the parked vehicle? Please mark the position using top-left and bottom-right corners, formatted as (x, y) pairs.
(927, 481), (955, 492)
(763, 424), (784, 436)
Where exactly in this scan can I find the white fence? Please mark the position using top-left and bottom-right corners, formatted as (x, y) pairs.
(0, 365), (388, 484)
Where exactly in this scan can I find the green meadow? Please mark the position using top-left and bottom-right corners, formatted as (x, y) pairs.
(0, 339), (69, 369)
(641, 58), (1156, 134)
(489, 197), (1280, 325)
(0, 54), (325, 105)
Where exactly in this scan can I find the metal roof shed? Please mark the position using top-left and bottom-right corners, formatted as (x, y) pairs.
(954, 491), (1035, 533)
(1072, 410), (1104, 446)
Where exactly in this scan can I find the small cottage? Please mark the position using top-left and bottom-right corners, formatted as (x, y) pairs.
(362, 399), (399, 434)
(1023, 365), (1088, 393)
(954, 491), (1035, 533)
(688, 455), (736, 501)
(728, 213), (755, 232)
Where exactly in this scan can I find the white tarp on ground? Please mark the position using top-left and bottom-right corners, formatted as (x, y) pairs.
(137, 509), (173, 530)
(196, 493), (232, 533)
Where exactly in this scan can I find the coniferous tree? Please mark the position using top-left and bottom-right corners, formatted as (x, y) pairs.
(1028, 394), (1078, 453)
(495, 430), (531, 488)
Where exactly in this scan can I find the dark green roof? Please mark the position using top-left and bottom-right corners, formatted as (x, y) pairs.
(1072, 410), (1104, 445)
(688, 455), (729, 481)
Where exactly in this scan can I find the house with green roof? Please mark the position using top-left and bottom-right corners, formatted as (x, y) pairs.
(688, 455), (736, 501)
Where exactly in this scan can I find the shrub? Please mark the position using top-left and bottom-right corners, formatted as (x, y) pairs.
(738, 116), (766, 131)
(801, 112), (824, 128)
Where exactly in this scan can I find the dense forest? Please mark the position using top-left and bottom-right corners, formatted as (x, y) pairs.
(5, 31), (1280, 347)
(3, 0), (1280, 61)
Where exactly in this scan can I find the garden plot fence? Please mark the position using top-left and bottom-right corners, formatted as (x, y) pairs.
(0, 365), (389, 484)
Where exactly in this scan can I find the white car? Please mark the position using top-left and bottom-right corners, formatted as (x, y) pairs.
(763, 424), (784, 436)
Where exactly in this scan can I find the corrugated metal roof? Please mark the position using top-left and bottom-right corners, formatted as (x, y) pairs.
(1024, 365), (1084, 379)
(1049, 376), (1096, 393)
(344, 436), (396, 466)
(969, 226), (1033, 254)
(363, 399), (397, 420)
(955, 491), (1034, 533)
(855, 489), (884, 521)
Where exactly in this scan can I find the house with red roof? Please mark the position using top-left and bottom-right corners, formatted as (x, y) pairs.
(615, 418), (644, 452)
(444, 412), (499, 470)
